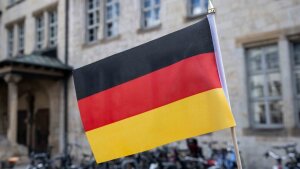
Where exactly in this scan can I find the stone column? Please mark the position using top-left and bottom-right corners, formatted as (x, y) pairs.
(4, 74), (21, 144)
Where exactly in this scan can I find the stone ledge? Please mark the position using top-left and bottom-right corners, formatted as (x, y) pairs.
(242, 127), (300, 137)
(100, 35), (122, 44)
(184, 13), (207, 22)
(137, 24), (162, 34)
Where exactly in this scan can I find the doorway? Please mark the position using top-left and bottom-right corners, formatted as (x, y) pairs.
(33, 109), (49, 153)
(17, 110), (28, 146)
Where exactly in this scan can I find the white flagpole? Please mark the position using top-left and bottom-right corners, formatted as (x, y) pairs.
(206, 1), (243, 169)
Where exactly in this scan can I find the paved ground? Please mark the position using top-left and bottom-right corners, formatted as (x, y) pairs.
(13, 165), (27, 169)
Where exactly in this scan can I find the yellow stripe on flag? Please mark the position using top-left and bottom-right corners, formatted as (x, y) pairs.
(86, 88), (236, 163)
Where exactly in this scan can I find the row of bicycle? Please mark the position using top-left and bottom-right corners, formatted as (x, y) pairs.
(22, 138), (240, 169)
(2, 139), (300, 169)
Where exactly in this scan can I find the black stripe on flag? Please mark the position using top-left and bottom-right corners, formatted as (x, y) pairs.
(73, 17), (214, 100)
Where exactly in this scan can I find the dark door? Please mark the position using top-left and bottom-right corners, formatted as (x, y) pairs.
(34, 109), (49, 153)
(17, 110), (28, 145)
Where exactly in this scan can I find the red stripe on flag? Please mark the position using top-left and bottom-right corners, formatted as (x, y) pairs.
(78, 52), (221, 131)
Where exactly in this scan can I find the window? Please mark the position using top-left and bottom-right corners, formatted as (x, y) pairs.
(291, 40), (300, 125)
(104, 0), (119, 39)
(246, 44), (283, 128)
(35, 15), (44, 50)
(18, 23), (25, 54)
(141, 0), (160, 29)
(187, 0), (208, 17)
(48, 10), (58, 47)
(86, 0), (100, 43)
(7, 27), (14, 57)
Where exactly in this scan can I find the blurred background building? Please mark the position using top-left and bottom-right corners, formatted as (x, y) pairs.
(0, 0), (299, 168)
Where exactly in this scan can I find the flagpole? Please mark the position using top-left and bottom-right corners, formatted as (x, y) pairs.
(207, 1), (243, 169)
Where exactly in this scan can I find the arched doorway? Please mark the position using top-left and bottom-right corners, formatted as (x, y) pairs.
(18, 81), (50, 153)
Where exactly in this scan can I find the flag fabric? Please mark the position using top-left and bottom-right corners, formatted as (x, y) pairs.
(73, 17), (236, 163)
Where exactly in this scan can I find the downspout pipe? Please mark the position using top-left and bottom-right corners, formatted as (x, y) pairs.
(63, 0), (69, 158)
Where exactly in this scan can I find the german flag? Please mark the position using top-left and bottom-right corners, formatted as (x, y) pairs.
(73, 17), (236, 163)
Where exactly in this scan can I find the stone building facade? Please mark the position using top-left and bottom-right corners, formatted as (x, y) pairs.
(0, 0), (299, 168)
(0, 0), (69, 158)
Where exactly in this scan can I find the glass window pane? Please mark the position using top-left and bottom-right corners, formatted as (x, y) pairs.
(297, 99), (300, 124)
(295, 72), (300, 95)
(106, 6), (113, 19)
(154, 8), (160, 20)
(253, 102), (267, 124)
(265, 49), (279, 70)
(191, 0), (201, 15)
(89, 13), (94, 24)
(89, 29), (95, 41)
(192, 0), (201, 7)
(144, 0), (151, 8)
(96, 10), (100, 23)
(267, 73), (281, 97)
(7, 28), (14, 57)
(269, 100), (283, 124)
(144, 11), (151, 19)
(247, 48), (263, 72)
(192, 6), (202, 15)
(293, 42), (300, 66)
(115, 2), (120, 16)
(88, 0), (94, 9)
(107, 21), (118, 37)
(249, 75), (265, 98)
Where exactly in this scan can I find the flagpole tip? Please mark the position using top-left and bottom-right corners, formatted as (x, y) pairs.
(208, 0), (216, 14)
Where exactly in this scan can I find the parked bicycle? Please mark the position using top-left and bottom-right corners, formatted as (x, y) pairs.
(265, 143), (300, 169)
(26, 144), (81, 169)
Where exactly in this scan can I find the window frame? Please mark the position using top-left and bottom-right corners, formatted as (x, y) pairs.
(35, 14), (45, 50)
(140, 0), (161, 30)
(48, 10), (58, 47)
(290, 39), (300, 127)
(246, 43), (284, 129)
(85, 0), (100, 43)
(17, 22), (25, 55)
(104, 0), (120, 39)
(7, 27), (14, 57)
